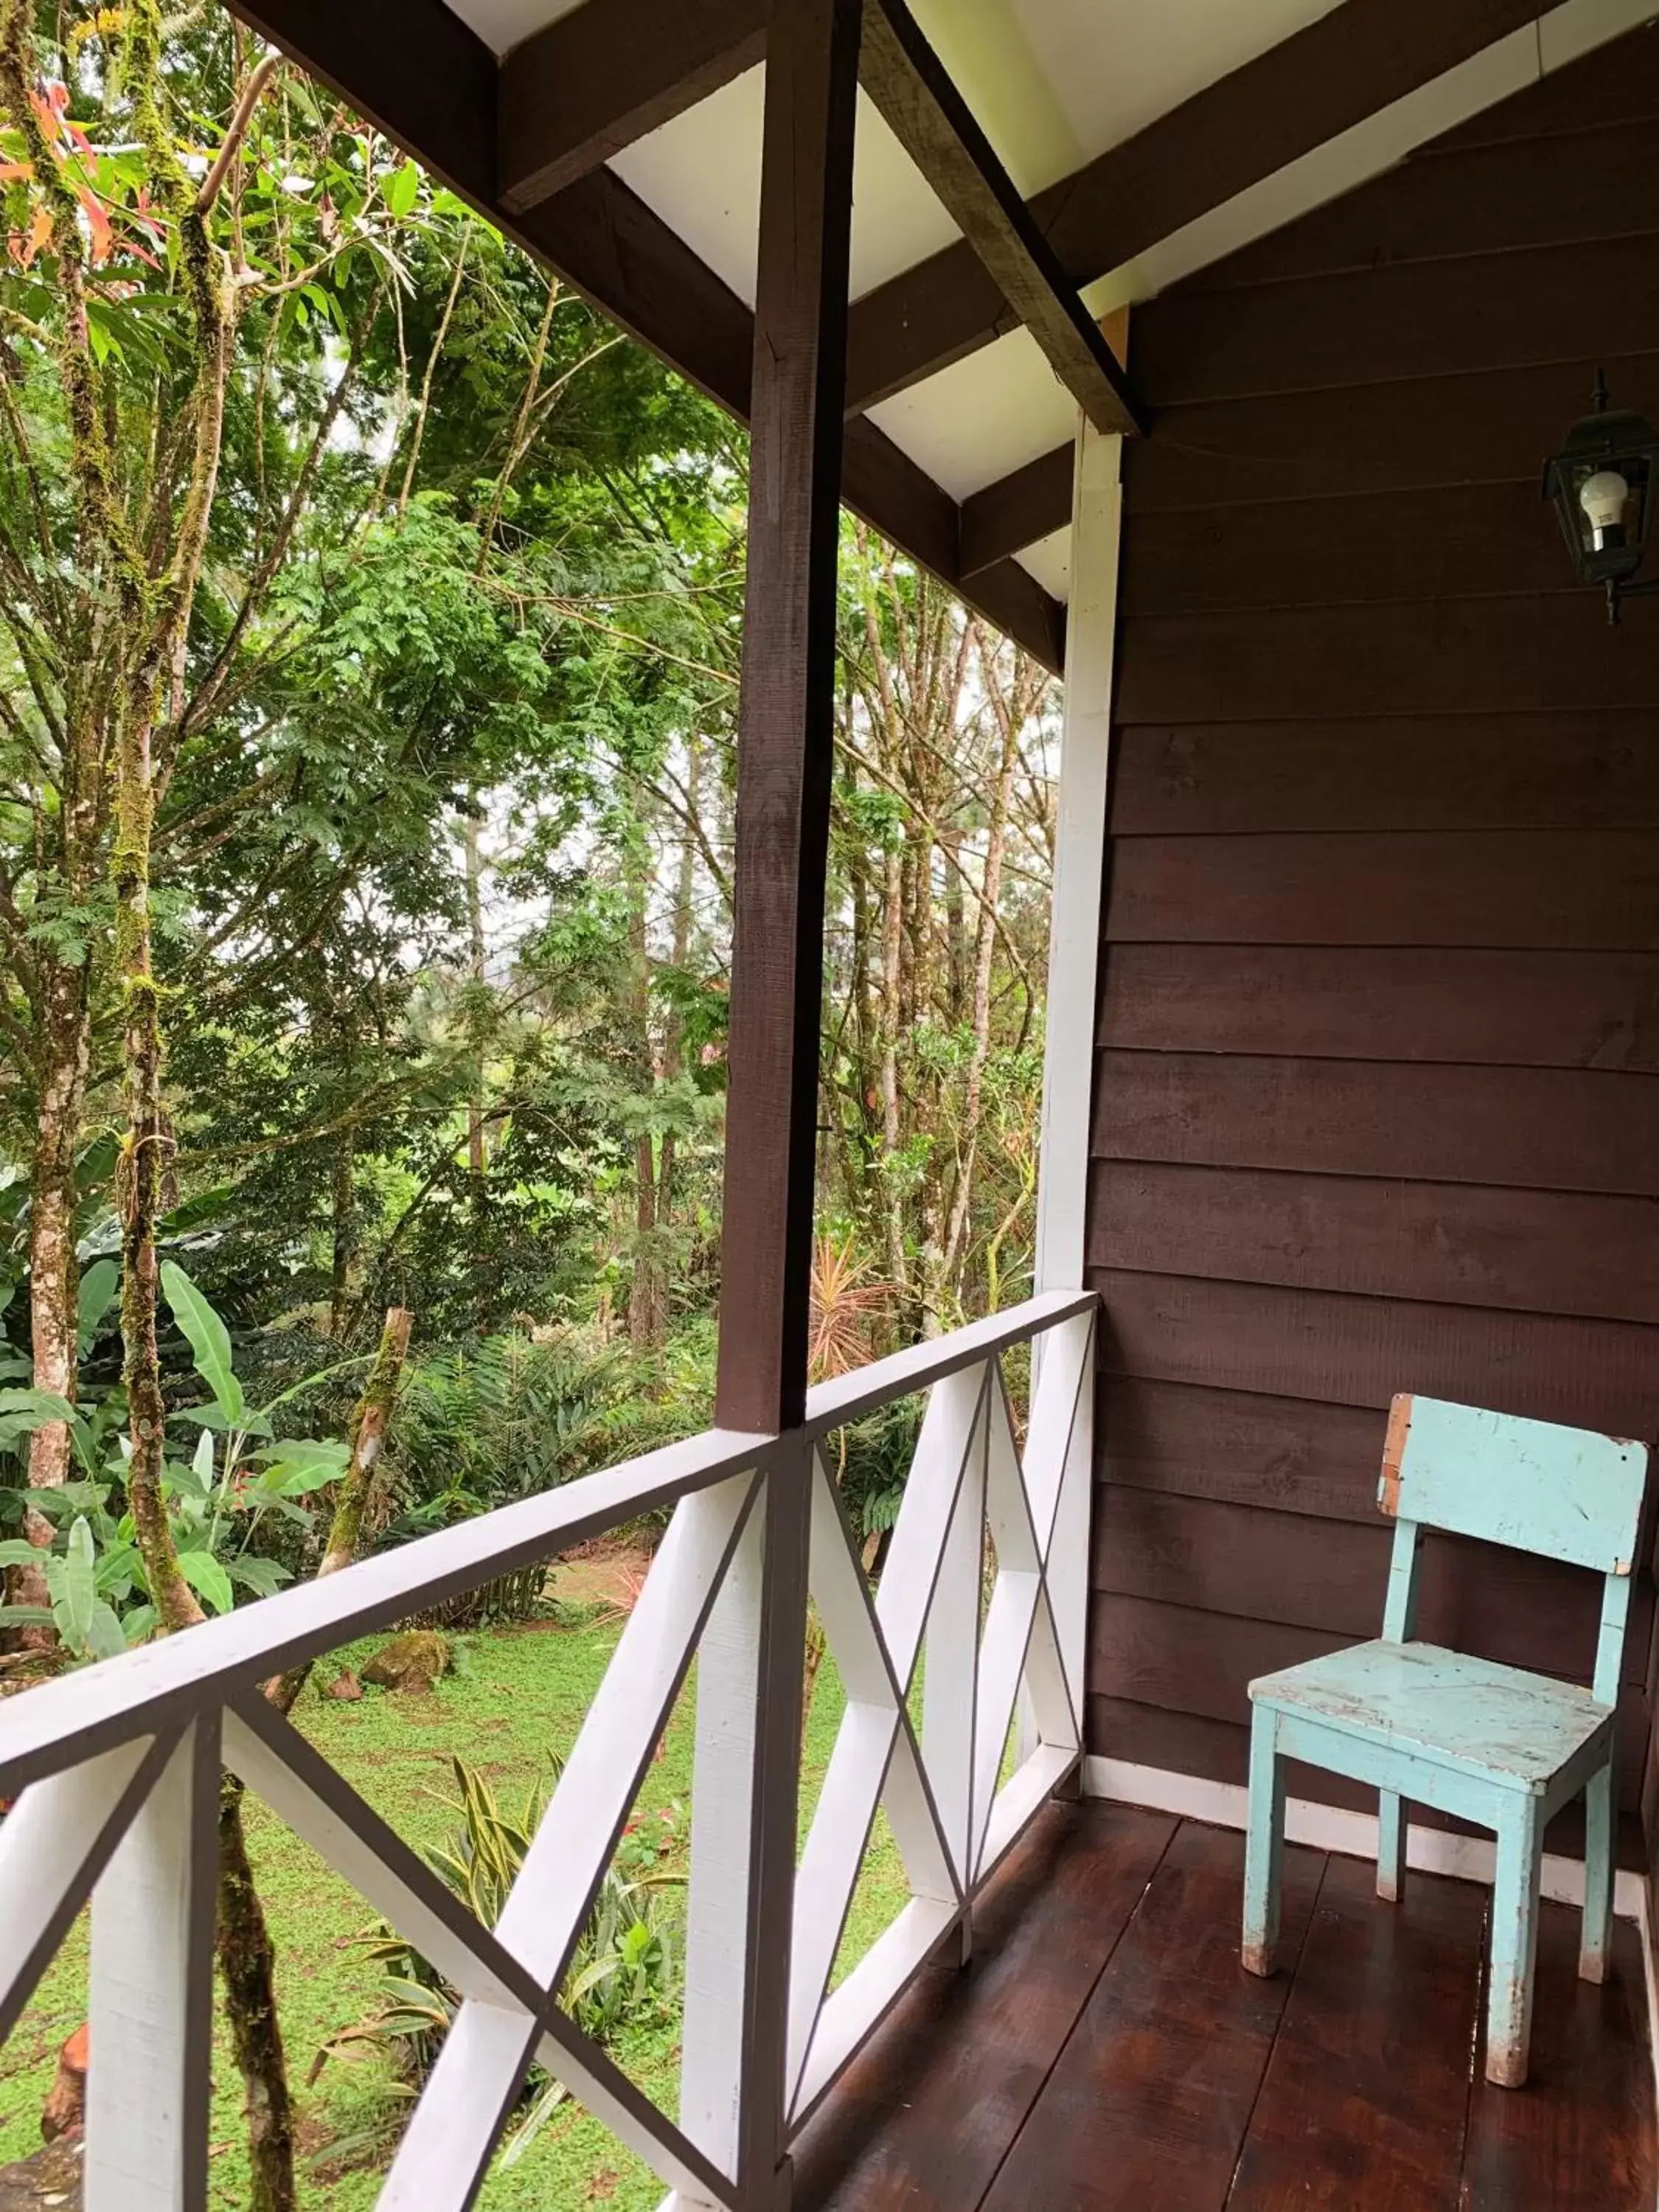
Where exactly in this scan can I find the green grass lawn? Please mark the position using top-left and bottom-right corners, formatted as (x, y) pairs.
(0, 1609), (909, 2208)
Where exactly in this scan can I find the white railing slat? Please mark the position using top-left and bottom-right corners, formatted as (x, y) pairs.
(223, 1699), (547, 2011)
(0, 1425), (771, 1798)
(788, 1896), (959, 2127)
(0, 1734), (171, 2044)
(921, 1375), (987, 1885)
(802, 1453), (957, 1905)
(786, 1697), (900, 2098)
(804, 1290), (1092, 1432)
(497, 1471), (760, 1983)
(86, 1719), (220, 2212)
(874, 1362), (985, 1690)
(1, 1295), (1096, 2212)
(1034, 1310), (1096, 1726)
(378, 1999), (539, 2211)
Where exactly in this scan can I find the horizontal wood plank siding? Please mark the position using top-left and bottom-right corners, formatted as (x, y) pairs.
(1133, 234), (1659, 406)
(1096, 945), (1659, 1069)
(1120, 355), (1659, 515)
(1109, 718), (1659, 835)
(1091, 1162), (1659, 1324)
(1087, 30), (1659, 1834)
(1093, 1053), (1659, 1194)
(1107, 832), (1659, 948)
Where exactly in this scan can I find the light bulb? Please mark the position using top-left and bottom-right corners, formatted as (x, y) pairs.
(1579, 467), (1630, 540)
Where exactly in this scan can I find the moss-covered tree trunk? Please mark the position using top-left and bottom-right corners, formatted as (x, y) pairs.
(11, 967), (89, 1635)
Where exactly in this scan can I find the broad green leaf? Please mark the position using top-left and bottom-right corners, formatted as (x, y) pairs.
(76, 1257), (120, 1353)
(86, 1600), (126, 1663)
(25, 1481), (108, 1521)
(0, 1388), (78, 1433)
(0, 1604), (54, 1627)
(226, 1554), (293, 1599)
(192, 1427), (216, 1489)
(94, 1540), (140, 1595)
(122, 1603), (158, 1646)
(74, 1132), (119, 1200)
(159, 1185), (234, 1235)
(178, 1550), (234, 1616)
(56, 1517), (97, 1647)
(385, 161), (420, 218)
(254, 1439), (349, 1495)
(0, 1537), (44, 1568)
(160, 1262), (246, 1425)
(257, 1494), (316, 1532)
(161, 1459), (206, 1503)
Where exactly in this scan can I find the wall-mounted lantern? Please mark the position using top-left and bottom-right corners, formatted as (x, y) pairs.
(1543, 372), (1659, 623)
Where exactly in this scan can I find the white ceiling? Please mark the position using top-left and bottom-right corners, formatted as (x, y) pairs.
(441, 0), (1655, 617)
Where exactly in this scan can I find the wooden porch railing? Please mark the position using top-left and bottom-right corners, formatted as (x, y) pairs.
(0, 1288), (1095, 2212)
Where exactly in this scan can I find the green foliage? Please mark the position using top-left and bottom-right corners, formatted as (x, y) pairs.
(384, 1332), (625, 1520)
(0, 1514), (123, 1659)
(317, 1754), (683, 2163)
(0, 1263), (358, 1652)
(836, 1397), (925, 1543)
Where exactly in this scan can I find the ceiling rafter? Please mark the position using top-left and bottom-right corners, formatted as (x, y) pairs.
(497, 0), (766, 215)
(960, 444), (1073, 580)
(224, 0), (1067, 670)
(856, 0), (1144, 438)
(844, 0), (1562, 417)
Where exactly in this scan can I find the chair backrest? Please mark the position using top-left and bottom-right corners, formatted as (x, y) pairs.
(1377, 1394), (1648, 1705)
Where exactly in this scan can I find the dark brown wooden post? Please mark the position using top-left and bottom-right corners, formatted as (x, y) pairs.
(714, 0), (861, 1436)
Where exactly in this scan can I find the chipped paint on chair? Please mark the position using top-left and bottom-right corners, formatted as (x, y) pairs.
(1241, 1394), (1647, 2089)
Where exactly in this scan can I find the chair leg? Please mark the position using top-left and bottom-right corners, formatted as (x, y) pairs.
(1486, 1796), (1545, 2089)
(1377, 1790), (1406, 1904)
(1242, 1706), (1285, 1977)
(1580, 1758), (1615, 1986)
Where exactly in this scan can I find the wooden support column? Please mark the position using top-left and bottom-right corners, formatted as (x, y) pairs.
(688, 8), (860, 2206)
(714, 0), (860, 1437)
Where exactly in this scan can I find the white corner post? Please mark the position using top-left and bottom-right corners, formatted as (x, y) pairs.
(1026, 410), (1123, 1765)
(1034, 413), (1124, 1300)
(85, 1717), (221, 2212)
(679, 1436), (813, 2212)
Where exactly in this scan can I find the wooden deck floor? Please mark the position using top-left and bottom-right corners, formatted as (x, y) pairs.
(790, 1803), (1655, 2212)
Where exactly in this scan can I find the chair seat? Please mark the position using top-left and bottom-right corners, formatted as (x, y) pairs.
(1250, 1639), (1613, 1792)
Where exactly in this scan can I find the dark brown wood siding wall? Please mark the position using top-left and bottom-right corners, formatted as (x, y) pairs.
(1086, 24), (1659, 1845)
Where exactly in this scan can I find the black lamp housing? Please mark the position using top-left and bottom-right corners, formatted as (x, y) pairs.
(1543, 373), (1659, 622)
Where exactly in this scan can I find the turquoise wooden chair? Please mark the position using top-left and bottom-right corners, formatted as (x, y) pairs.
(1241, 1393), (1647, 2089)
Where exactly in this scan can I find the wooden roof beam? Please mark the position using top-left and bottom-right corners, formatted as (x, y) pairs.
(224, 0), (1066, 671)
(959, 310), (1124, 576)
(960, 444), (1072, 579)
(497, 0), (766, 215)
(856, 0), (1145, 439)
(846, 0), (1559, 417)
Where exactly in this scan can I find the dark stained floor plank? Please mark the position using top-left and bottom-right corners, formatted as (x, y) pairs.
(792, 1813), (1655, 2212)
(1227, 1851), (1485, 2211)
(1462, 1905), (1657, 2211)
(979, 1820), (1325, 2211)
(790, 1800), (1177, 2212)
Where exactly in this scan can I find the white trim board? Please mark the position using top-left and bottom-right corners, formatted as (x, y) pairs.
(1630, 1882), (1659, 2212)
(1084, 1754), (1649, 1924)
(1033, 417), (1120, 1296)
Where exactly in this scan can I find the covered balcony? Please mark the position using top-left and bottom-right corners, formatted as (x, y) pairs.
(4, 0), (1659, 2206)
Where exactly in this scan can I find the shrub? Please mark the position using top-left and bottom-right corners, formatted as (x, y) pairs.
(316, 1755), (683, 2166)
